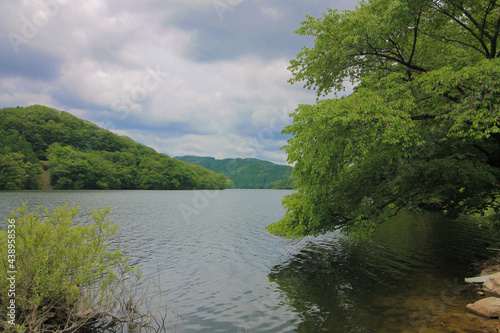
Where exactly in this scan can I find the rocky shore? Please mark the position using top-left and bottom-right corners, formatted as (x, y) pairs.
(462, 255), (500, 331)
(392, 256), (500, 333)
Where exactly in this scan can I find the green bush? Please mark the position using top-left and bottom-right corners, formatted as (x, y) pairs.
(0, 204), (162, 332)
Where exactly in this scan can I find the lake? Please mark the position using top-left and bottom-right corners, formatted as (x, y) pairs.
(1, 189), (499, 332)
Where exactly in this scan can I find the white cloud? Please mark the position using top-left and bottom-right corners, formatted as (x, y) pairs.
(0, 77), (55, 106)
(0, 91), (53, 108)
(0, 0), (357, 164)
(110, 128), (289, 164)
(260, 6), (284, 20)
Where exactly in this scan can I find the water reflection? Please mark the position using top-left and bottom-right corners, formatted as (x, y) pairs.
(269, 212), (499, 332)
(1, 191), (499, 332)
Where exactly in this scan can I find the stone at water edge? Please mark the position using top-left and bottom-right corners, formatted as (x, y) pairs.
(484, 272), (500, 298)
(465, 273), (496, 283)
(466, 297), (500, 318)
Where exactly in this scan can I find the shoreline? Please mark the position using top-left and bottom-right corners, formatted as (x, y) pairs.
(433, 255), (500, 333)
(392, 255), (500, 333)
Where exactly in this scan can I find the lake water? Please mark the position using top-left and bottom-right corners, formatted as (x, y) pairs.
(1, 189), (499, 332)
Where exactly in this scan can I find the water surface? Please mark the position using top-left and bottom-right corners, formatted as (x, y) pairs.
(1, 190), (498, 332)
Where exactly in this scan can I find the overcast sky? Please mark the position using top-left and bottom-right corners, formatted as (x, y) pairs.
(1, 0), (357, 165)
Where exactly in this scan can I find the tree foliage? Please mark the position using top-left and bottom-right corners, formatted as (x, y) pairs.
(268, 0), (500, 237)
(0, 127), (43, 190)
(176, 156), (295, 189)
(0, 204), (162, 332)
(0, 105), (229, 190)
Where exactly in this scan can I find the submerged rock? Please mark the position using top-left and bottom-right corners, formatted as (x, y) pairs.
(466, 297), (500, 318)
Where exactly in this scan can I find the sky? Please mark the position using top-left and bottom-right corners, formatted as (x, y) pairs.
(0, 0), (358, 165)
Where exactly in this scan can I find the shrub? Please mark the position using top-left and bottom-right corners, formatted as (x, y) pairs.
(0, 204), (164, 332)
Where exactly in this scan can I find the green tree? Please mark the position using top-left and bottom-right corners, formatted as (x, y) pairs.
(0, 153), (42, 190)
(175, 156), (294, 189)
(0, 204), (161, 332)
(272, 176), (296, 189)
(268, 0), (500, 238)
(0, 105), (230, 191)
(47, 144), (93, 189)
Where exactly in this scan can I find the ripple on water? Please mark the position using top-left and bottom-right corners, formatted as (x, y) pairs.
(1, 190), (499, 332)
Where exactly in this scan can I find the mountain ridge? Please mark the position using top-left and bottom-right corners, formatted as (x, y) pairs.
(175, 155), (295, 189)
(0, 105), (230, 190)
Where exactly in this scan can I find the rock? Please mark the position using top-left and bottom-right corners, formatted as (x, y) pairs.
(484, 272), (500, 297)
(465, 273), (496, 283)
(466, 297), (500, 318)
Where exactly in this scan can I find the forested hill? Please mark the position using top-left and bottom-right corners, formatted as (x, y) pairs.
(175, 156), (295, 189)
(0, 105), (231, 190)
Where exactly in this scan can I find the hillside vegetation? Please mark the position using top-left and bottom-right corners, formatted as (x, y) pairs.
(268, 0), (500, 237)
(175, 156), (295, 189)
(0, 105), (230, 190)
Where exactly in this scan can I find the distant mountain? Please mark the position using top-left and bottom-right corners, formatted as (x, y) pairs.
(175, 156), (296, 189)
(0, 105), (230, 190)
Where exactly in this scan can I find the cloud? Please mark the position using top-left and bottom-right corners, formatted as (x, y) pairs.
(0, 0), (359, 165)
(260, 7), (284, 20)
(112, 128), (291, 165)
(0, 35), (62, 81)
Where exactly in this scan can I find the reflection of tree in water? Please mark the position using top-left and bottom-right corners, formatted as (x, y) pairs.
(269, 237), (391, 333)
(268, 214), (499, 333)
